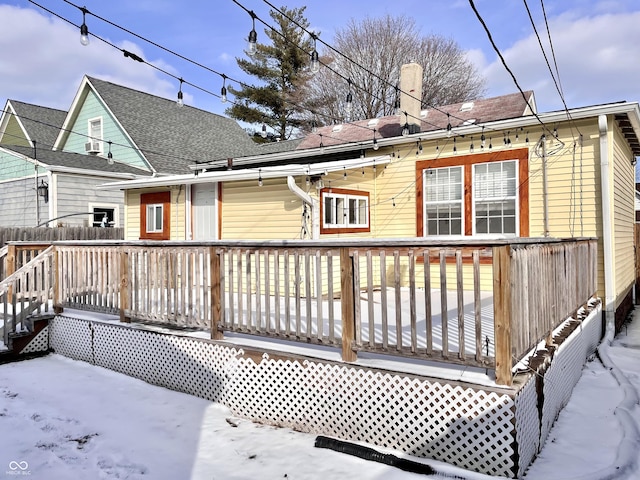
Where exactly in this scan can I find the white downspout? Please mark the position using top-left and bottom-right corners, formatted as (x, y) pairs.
(599, 114), (615, 333)
(287, 176), (319, 239)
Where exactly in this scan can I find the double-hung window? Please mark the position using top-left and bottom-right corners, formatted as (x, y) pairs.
(473, 161), (517, 235)
(416, 149), (529, 238)
(423, 166), (463, 235)
(321, 188), (370, 234)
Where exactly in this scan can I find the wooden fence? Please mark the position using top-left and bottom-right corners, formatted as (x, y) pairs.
(0, 227), (123, 248)
(1, 237), (598, 385)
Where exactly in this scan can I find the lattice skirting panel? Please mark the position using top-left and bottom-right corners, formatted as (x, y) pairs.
(19, 326), (49, 354)
(47, 308), (603, 478)
(540, 304), (603, 445)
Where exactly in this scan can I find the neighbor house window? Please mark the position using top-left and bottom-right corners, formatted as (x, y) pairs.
(91, 206), (116, 227)
(320, 187), (370, 234)
(140, 191), (170, 240)
(416, 149), (529, 237)
(86, 117), (103, 153)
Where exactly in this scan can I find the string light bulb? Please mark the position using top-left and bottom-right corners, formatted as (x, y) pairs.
(394, 86), (401, 115)
(345, 78), (353, 115)
(416, 139), (423, 156)
(481, 127), (486, 149)
(311, 119), (317, 133)
(258, 168), (263, 187)
(401, 111), (410, 136)
(319, 133), (324, 154)
(176, 78), (184, 107)
(220, 75), (227, 103)
(526, 131), (530, 145)
(107, 141), (113, 165)
(246, 11), (258, 56)
(261, 124), (267, 138)
(453, 136), (457, 154)
(373, 129), (379, 150)
(446, 113), (452, 137)
(80, 7), (90, 46)
(310, 33), (320, 73)
(470, 136), (474, 153)
(343, 166), (347, 179)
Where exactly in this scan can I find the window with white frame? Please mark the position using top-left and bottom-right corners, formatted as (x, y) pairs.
(473, 160), (517, 235)
(321, 188), (369, 232)
(91, 206), (115, 227)
(86, 117), (103, 153)
(146, 204), (164, 233)
(423, 166), (464, 235)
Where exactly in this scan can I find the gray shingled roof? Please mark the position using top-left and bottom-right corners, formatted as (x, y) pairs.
(6, 100), (67, 148)
(297, 91), (535, 149)
(87, 77), (260, 174)
(5, 145), (152, 176)
(257, 138), (304, 154)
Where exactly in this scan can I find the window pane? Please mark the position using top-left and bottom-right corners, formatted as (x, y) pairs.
(348, 198), (356, 224)
(155, 206), (163, 231)
(146, 205), (154, 232)
(324, 197), (333, 224)
(358, 199), (366, 225)
(335, 197), (344, 225)
(473, 161), (517, 235)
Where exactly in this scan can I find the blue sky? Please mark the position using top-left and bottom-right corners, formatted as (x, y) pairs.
(1, 0), (640, 119)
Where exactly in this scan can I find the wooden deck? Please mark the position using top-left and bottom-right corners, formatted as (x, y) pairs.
(0, 237), (598, 385)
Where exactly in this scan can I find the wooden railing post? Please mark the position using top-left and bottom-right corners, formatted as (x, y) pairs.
(210, 247), (223, 340)
(6, 244), (16, 303)
(53, 246), (63, 314)
(340, 247), (357, 362)
(119, 249), (130, 323)
(493, 245), (513, 386)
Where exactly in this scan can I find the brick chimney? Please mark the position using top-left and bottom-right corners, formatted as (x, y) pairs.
(399, 62), (423, 135)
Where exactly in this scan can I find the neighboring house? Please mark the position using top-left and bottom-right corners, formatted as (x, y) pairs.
(103, 63), (640, 329)
(0, 75), (260, 228)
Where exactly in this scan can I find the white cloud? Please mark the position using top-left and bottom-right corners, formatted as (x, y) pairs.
(0, 5), (177, 111)
(481, 9), (640, 111)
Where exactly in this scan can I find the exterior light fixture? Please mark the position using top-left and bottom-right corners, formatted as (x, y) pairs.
(220, 75), (227, 103)
(37, 179), (49, 203)
(176, 78), (184, 107)
(107, 140), (114, 165)
(310, 33), (320, 73)
(80, 6), (90, 46)
(345, 78), (353, 115)
(247, 11), (258, 56)
(401, 111), (410, 137)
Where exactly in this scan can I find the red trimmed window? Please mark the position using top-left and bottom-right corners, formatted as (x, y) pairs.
(320, 187), (370, 234)
(140, 191), (171, 240)
(416, 148), (529, 237)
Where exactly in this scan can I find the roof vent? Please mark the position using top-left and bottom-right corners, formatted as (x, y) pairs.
(332, 124), (343, 132)
(367, 118), (379, 127)
(462, 118), (477, 125)
(420, 110), (428, 118)
(460, 102), (474, 112)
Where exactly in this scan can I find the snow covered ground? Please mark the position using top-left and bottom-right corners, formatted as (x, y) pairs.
(1, 311), (639, 479)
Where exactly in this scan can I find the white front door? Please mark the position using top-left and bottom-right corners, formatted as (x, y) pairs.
(192, 183), (217, 240)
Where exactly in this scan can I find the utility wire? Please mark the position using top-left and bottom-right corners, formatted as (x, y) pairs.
(468, 0), (555, 139)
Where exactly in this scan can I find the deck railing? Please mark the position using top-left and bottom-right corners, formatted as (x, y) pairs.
(2, 238), (598, 385)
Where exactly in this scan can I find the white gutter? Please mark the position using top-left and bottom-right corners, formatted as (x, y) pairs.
(599, 114), (615, 332)
(287, 176), (319, 239)
(99, 155), (391, 190)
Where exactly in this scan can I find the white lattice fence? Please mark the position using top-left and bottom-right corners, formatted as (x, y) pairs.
(48, 315), (519, 477)
(46, 306), (603, 478)
(540, 307), (602, 444)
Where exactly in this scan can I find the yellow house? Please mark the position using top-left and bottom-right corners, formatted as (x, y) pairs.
(103, 64), (640, 331)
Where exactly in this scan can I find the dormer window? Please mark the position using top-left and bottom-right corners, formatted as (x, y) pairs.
(85, 117), (103, 154)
